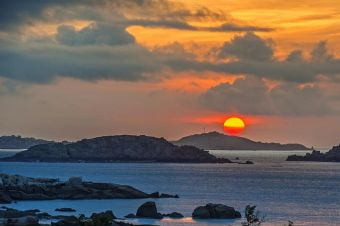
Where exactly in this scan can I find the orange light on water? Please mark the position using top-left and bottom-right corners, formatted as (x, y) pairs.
(223, 117), (245, 136)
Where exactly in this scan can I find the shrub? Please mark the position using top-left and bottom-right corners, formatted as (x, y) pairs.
(242, 205), (264, 226)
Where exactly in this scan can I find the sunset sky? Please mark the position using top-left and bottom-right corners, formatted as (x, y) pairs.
(1, 0), (340, 148)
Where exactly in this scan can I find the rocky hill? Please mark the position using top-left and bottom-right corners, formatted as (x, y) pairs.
(173, 132), (309, 150)
(287, 144), (340, 162)
(0, 135), (51, 149)
(0, 135), (231, 163)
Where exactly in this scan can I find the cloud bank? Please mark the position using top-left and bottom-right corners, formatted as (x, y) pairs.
(200, 77), (338, 116)
(1, 0), (340, 118)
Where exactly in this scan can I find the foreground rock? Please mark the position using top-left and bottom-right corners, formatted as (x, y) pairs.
(287, 144), (340, 162)
(126, 202), (183, 219)
(136, 202), (162, 219)
(0, 208), (156, 226)
(192, 203), (241, 219)
(0, 135), (231, 163)
(0, 174), (176, 204)
(51, 211), (156, 226)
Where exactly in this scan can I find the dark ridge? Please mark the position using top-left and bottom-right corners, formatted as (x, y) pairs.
(0, 135), (231, 163)
(0, 135), (53, 149)
(173, 131), (309, 150)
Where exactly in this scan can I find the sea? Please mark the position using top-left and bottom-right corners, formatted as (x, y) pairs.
(0, 149), (339, 226)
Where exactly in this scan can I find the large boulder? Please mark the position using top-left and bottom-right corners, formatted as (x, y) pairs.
(136, 202), (162, 219)
(192, 206), (210, 219)
(4, 216), (39, 226)
(192, 203), (241, 219)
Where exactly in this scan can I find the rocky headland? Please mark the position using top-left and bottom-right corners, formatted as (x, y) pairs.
(0, 174), (178, 204)
(0, 135), (231, 163)
(287, 144), (340, 162)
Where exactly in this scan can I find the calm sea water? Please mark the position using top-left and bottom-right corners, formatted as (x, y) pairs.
(0, 149), (339, 226)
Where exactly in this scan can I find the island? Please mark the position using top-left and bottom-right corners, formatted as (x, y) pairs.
(173, 131), (309, 150)
(0, 135), (231, 163)
(0, 135), (51, 149)
(287, 144), (340, 162)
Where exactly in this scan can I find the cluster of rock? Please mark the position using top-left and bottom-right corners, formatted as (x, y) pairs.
(0, 201), (242, 226)
(125, 201), (241, 220)
(0, 135), (231, 163)
(0, 174), (242, 225)
(287, 144), (340, 162)
(0, 207), (148, 226)
(0, 174), (177, 204)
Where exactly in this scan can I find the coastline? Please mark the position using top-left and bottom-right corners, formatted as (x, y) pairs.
(0, 150), (339, 226)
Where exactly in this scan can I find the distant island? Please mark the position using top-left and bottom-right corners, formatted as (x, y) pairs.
(0, 135), (231, 163)
(287, 144), (340, 162)
(173, 131), (309, 150)
(0, 135), (51, 149)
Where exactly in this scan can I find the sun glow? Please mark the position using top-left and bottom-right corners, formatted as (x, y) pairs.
(224, 117), (245, 136)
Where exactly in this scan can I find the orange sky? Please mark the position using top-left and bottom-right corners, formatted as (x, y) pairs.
(1, 0), (340, 148)
(128, 0), (340, 57)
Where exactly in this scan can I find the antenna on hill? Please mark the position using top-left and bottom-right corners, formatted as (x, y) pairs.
(203, 127), (206, 134)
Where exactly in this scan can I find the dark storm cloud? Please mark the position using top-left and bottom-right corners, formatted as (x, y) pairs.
(0, 0), (88, 31)
(0, 0), (271, 86)
(1, 0), (340, 88)
(0, 43), (161, 84)
(0, 0), (273, 33)
(200, 77), (337, 116)
(56, 23), (135, 46)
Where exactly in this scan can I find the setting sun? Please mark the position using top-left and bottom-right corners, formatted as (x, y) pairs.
(224, 117), (245, 136)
